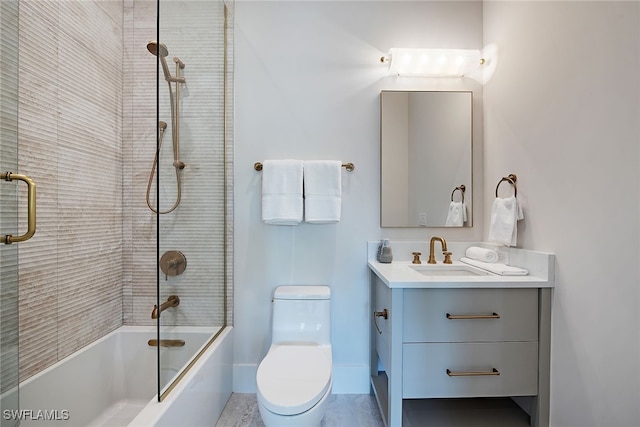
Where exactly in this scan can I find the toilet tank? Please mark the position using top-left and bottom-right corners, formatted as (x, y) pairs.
(272, 285), (331, 345)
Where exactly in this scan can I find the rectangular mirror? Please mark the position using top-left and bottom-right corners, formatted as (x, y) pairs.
(380, 91), (473, 227)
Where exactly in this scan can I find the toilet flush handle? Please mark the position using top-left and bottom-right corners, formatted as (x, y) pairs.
(373, 309), (388, 334)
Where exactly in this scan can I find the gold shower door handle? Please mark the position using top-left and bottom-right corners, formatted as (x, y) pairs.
(1, 172), (36, 244)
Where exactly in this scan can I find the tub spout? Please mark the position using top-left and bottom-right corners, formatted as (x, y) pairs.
(152, 295), (180, 319)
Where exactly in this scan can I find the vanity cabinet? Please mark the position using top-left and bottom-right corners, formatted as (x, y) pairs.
(370, 274), (552, 427)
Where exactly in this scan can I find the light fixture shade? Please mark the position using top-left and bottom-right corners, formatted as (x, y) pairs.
(387, 48), (482, 77)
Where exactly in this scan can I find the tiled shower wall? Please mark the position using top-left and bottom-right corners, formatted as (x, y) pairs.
(17, 0), (125, 381)
(17, 0), (232, 381)
(123, 0), (230, 328)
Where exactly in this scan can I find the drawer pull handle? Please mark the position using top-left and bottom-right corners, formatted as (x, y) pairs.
(446, 312), (500, 320)
(373, 309), (388, 334)
(446, 368), (500, 377)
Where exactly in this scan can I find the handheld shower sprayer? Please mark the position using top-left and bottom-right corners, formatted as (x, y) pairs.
(146, 41), (185, 83)
(146, 42), (186, 215)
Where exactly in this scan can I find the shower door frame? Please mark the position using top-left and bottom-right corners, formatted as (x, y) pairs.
(0, 0), (22, 424)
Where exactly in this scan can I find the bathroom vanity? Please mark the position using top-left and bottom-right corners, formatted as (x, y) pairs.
(368, 242), (554, 427)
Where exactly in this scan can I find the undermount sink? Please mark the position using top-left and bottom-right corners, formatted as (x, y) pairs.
(410, 263), (490, 276)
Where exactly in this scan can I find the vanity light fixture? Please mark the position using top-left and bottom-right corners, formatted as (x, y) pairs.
(381, 48), (484, 77)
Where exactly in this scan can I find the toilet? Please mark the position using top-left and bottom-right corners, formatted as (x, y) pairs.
(256, 285), (332, 427)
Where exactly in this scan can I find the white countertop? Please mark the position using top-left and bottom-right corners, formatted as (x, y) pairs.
(368, 260), (553, 288)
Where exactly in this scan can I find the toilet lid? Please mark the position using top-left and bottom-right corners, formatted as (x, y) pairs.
(257, 345), (332, 416)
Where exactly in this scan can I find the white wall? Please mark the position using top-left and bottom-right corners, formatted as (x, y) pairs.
(234, 1), (483, 392)
(483, 2), (640, 426)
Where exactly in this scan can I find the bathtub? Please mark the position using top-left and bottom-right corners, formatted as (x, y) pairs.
(19, 326), (233, 427)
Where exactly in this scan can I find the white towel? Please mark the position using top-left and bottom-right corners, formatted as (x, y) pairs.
(303, 160), (342, 223)
(461, 257), (528, 276)
(261, 160), (303, 225)
(445, 201), (467, 226)
(487, 196), (524, 246)
(465, 246), (499, 263)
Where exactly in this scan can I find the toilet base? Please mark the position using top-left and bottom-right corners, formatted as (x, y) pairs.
(257, 381), (332, 427)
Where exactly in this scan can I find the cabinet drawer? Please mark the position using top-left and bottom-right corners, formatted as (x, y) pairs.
(402, 342), (538, 398)
(403, 288), (538, 343)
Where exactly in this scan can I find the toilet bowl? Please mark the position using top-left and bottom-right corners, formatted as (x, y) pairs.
(256, 285), (332, 427)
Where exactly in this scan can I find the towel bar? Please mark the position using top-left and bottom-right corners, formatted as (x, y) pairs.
(451, 185), (465, 202)
(254, 161), (354, 172)
(495, 174), (517, 197)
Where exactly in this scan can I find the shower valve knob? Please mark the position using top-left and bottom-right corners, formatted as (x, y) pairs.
(160, 250), (187, 279)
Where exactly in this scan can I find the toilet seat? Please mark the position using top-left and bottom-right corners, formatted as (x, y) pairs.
(257, 344), (332, 416)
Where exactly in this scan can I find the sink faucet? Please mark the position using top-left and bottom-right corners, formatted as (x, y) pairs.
(428, 236), (452, 264)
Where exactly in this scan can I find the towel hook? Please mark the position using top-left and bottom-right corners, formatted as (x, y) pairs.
(495, 174), (517, 197)
(451, 185), (465, 203)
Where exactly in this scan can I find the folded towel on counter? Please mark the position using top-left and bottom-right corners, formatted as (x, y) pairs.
(261, 159), (303, 225)
(488, 196), (524, 246)
(445, 201), (467, 226)
(461, 257), (528, 276)
(465, 246), (499, 263)
(303, 160), (342, 223)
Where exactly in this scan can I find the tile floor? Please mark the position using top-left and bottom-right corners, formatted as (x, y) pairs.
(216, 394), (532, 427)
(215, 393), (385, 427)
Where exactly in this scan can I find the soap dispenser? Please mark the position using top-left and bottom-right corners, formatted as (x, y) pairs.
(377, 239), (393, 263)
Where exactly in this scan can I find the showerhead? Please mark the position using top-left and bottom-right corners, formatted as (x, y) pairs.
(147, 41), (169, 58)
(147, 41), (172, 82)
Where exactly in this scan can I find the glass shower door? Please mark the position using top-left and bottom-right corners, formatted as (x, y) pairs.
(154, 0), (229, 400)
(0, 0), (21, 425)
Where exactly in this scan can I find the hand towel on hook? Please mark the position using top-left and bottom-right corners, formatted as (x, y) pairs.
(261, 159), (303, 225)
(303, 160), (342, 223)
(488, 195), (524, 246)
(445, 201), (467, 226)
